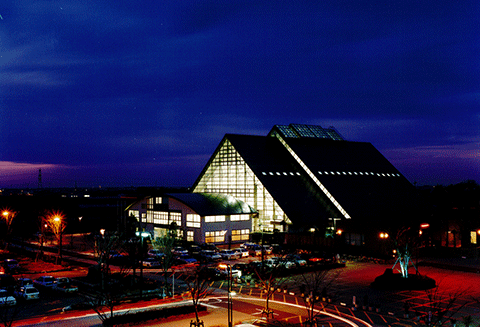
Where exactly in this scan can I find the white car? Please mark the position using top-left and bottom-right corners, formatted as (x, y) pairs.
(199, 250), (221, 262)
(33, 276), (56, 288)
(219, 249), (241, 260)
(235, 248), (249, 258)
(14, 286), (40, 301)
(216, 263), (242, 279)
(0, 289), (16, 306)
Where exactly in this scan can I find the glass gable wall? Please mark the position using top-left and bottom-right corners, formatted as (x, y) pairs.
(193, 139), (290, 232)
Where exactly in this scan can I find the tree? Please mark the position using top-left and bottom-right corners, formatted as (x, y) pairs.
(296, 269), (340, 326)
(392, 227), (419, 278)
(184, 264), (213, 327)
(252, 258), (289, 320)
(89, 231), (126, 324)
(151, 225), (178, 297)
(419, 284), (468, 326)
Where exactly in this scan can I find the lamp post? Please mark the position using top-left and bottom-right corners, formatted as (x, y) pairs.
(53, 216), (63, 265)
(227, 264), (233, 327)
(45, 211), (66, 265)
(2, 210), (15, 250)
(136, 230), (149, 298)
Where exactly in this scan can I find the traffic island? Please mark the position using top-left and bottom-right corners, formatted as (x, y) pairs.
(371, 268), (436, 290)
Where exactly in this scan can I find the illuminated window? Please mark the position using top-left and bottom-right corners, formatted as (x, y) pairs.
(205, 231), (226, 243)
(186, 214), (201, 228)
(471, 231), (477, 244)
(232, 229), (250, 241)
(231, 214), (249, 221)
(147, 197), (162, 209)
(129, 210), (140, 222)
(205, 215), (226, 223)
(170, 212), (181, 226)
(187, 231), (194, 242)
(150, 211), (168, 225)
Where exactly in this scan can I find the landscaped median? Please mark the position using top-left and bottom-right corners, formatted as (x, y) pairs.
(101, 301), (207, 326)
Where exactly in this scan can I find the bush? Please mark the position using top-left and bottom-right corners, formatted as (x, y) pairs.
(103, 303), (206, 326)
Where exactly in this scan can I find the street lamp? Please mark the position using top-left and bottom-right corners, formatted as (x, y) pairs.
(2, 209), (16, 250)
(46, 211), (66, 265)
(227, 264), (233, 327)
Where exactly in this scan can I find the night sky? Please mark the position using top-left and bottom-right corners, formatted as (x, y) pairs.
(1, 1), (479, 188)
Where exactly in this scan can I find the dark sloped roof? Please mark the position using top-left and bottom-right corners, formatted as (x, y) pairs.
(167, 193), (256, 217)
(226, 134), (418, 229)
(226, 134), (339, 228)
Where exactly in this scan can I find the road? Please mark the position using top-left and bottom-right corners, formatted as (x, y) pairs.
(8, 255), (480, 327)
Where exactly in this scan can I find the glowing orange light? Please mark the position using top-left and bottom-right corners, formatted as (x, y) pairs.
(379, 232), (389, 239)
(420, 223), (430, 229)
(336, 229), (343, 235)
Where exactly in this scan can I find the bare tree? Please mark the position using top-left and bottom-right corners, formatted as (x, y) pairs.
(416, 284), (469, 326)
(392, 227), (419, 278)
(184, 264), (213, 327)
(253, 260), (289, 321)
(296, 269), (340, 326)
(89, 231), (126, 323)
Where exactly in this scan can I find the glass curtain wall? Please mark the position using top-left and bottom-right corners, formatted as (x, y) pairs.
(194, 139), (289, 232)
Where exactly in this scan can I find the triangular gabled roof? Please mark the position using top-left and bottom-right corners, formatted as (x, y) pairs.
(224, 134), (417, 228)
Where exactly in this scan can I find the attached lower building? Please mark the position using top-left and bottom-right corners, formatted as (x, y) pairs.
(127, 193), (256, 245)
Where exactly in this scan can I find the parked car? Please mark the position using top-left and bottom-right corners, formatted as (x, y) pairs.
(216, 263), (242, 279)
(283, 255), (307, 268)
(262, 245), (273, 255)
(3, 259), (20, 274)
(14, 286), (40, 301)
(0, 289), (16, 306)
(242, 243), (263, 256)
(172, 247), (188, 256)
(33, 276), (56, 288)
(141, 257), (161, 268)
(147, 249), (165, 258)
(219, 249), (241, 260)
(16, 278), (33, 288)
(200, 243), (220, 252)
(53, 277), (78, 294)
(188, 244), (202, 257)
(199, 250), (221, 262)
(236, 248), (249, 258)
(174, 254), (197, 265)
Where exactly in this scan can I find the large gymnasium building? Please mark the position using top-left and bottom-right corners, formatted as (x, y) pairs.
(192, 123), (418, 253)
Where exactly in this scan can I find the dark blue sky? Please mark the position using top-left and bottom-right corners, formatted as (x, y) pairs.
(1, 1), (479, 188)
